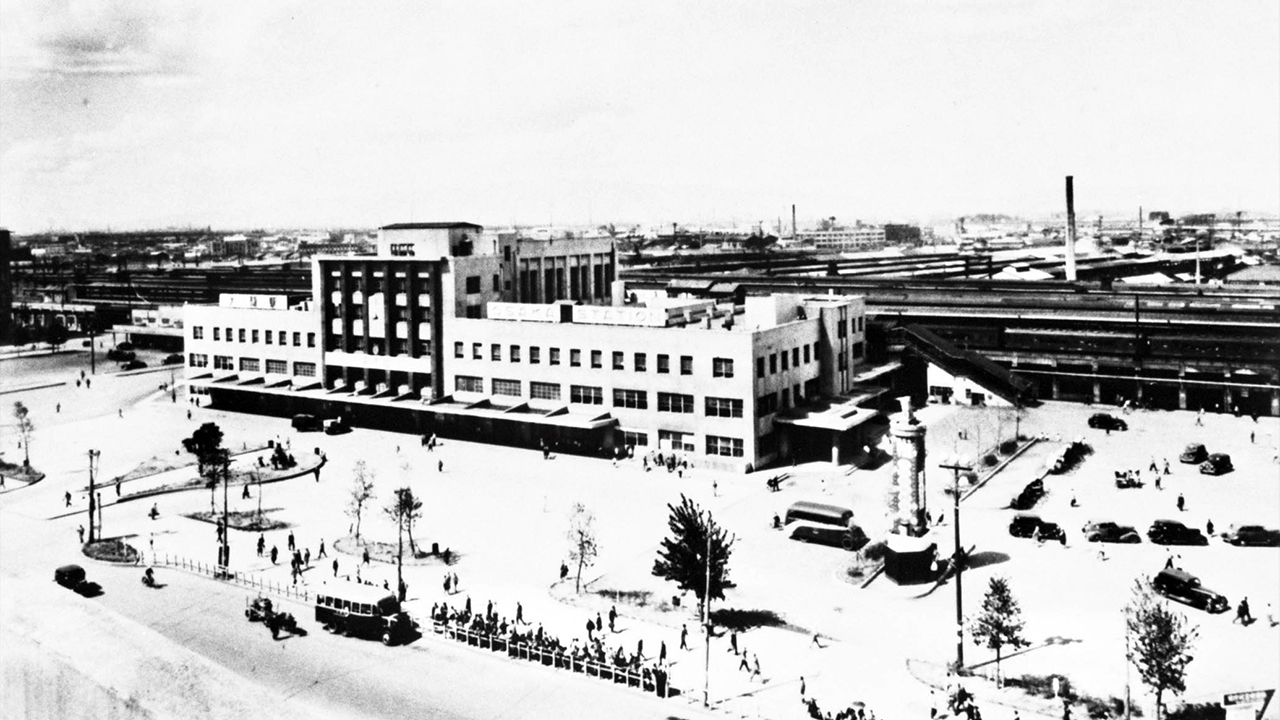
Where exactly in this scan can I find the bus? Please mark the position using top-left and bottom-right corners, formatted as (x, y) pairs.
(314, 581), (414, 645)
(784, 501), (854, 528)
(788, 520), (867, 552)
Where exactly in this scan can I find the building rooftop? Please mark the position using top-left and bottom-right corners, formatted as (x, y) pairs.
(380, 222), (483, 231)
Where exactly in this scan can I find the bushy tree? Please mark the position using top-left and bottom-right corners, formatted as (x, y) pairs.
(652, 494), (735, 621)
(566, 502), (598, 594)
(970, 576), (1029, 686)
(13, 402), (34, 467)
(1127, 579), (1198, 720)
(182, 422), (228, 511)
(46, 319), (68, 351)
(346, 460), (376, 542)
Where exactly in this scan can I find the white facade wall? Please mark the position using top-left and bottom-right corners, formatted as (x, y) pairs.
(184, 302), (322, 382)
(925, 364), (1013, 407)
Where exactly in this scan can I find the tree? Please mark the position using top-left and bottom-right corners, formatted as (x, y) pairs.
(1126, 579), (1198, 720)
(46, 319), (68, 351)
(385, 486), (422, 600)
(652, 494), (736, 621)
(346, 460), (376, 542)
(13, 402), (34, 467)
(182, 422), (228, 513)
(970, 576), (1029, 686)
(566, 503), (598, 594)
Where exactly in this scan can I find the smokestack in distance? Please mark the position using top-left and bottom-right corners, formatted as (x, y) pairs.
(1065, 176), (1078, 281)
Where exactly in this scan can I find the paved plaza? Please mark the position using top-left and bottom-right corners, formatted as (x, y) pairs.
(2, 349), (1278, 720)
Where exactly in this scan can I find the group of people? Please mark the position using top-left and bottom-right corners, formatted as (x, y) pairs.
(427, 597), (671, 696)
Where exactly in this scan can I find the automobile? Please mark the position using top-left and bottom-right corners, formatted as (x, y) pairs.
(162, 353), (184, 365)
(116, 341), (135, 351)
(1087, 413), (1127, 431)
(1008, 513), (1065, 542)
(1179, 443), (1207, 464)
(120, 359), (147, 371)
(106, 348), (136, 362)
(323, 418), (351, 436)
(1147, 519), (1208, 546)
(1198, 453), (1232, 476)
(54, 564), (86, 590)
(788, 520), (868, 552)
(1081, 520), (1141, 544)
(1220, 524), (1280, 547)
(292, 414), (322, 432)
(1008, 479), (1045, 511)
(1151, 568), (1229, 613)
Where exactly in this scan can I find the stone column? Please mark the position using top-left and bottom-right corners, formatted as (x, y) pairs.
(890, 397), (927, 535)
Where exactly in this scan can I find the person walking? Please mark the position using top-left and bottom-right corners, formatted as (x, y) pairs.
(318, 539), (326, 558)
(680, 624), (689, 650)
(586, 617), (595, 642)
(609, 605), (618, 632)
(452, 572), (459, 592)
(270, 546), (278, 564)
(1206, 519), (1215, 536)
(362, 547), (370, 565)
(811, 632), (825, 649)
(1163, 458), (1171, 475)
(256, 534), (265, 557)
(77, 525), (85, 543)
(287, 531), (295, 552)
(729, 631), (739, 655)
(738, 648), (750, 672)
(1235, 597), (1254, 625)
(801, 676), (807, 701)
(65, 491), (71, 508)
(304, 548), (311, 567)
(516, 602), (524, 625)
(1177, 493), (1186, 512)
(438, 460), (444, 473)
(332, 558), (339, 577)
(659, 640), (667, 664)
(751, 653), (761, 681)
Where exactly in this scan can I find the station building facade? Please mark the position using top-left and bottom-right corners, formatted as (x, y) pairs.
(185, 222), (882, 472)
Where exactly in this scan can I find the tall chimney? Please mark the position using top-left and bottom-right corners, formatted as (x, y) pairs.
(1065, 176), (1078, 281)
(791, 204), (797, 240)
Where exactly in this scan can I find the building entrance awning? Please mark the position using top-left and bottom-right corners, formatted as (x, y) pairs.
(773, 396), (881, 432)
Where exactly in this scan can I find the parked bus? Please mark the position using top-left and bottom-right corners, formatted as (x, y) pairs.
(784, 501), (854, 529)
(314, 581), (414, 645)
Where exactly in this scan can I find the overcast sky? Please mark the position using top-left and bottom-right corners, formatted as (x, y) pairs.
(1, 0), (1277, 232)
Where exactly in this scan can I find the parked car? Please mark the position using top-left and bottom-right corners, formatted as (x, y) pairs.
(323, 417), (351, 436)
(1147, 519), (1208, 546)
(1009, 479), (1045, 511)
(788, 520), (868, 552)
(1198, 453), (1232, 475)
(106, 348), (136, 362)
(1082, 520), (1141, 544)
(1151, 568), (1229, 613)
(120, 359), (147, 371)
(162, 353), (184, 365)
(1179, 443), (1207, 464)
(1220, 524), (1280, 547)
(292, 414), (322, 432)
(1008, 513), (1065, 542)
(1088, 413), (1127, 431)
(54, 564), (86, 590)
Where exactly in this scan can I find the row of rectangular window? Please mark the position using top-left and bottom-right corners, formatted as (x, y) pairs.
(757, 342), (818, 378)
(453, 377), (742, 416)
(193, 326), (314, 348)
(609, 431), (743, 458)
(190, 354), (313, 377)
(452, 343), (731, 377)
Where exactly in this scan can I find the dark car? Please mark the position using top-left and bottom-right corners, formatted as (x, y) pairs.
(54, 564), (86, 590)
(323, 418), (351, 436)
(1198, 453), (1232, 476)
(1088, 413), (1127, 431)
(789, 521), (868, 552)
(1008, 479), (1046, 511)
(120, 359), (147, 371)
(1008, 513), (1065, 542)
(1220, 524), (1280, 547)
(1152, 568), (1229, 613)
(1147, 519), (1208, 546)
(292, 414), (322, 432)
(106, 348), (136, 362)
(162, 353), (184, 365)
(1082, 520), (1141, 544)
(1179, 443), (1207, 464)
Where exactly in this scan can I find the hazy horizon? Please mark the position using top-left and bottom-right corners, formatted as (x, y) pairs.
(2, 1), (1277, 233)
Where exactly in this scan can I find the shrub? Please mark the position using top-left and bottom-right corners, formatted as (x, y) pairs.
(709, 608), (786, 631)
(83, 538), (140, 564)
(1005, 673), (1075, 701)
(1166, 704), (1223, 720)
(999, 440), (1018, 455)
(861, 541), (888, 562)
(983, 453), (999, 467)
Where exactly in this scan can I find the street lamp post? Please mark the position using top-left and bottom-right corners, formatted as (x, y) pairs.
(87, 449), (100, 542)
(703, 514), (712, 708)
(940, 458), (972, 671)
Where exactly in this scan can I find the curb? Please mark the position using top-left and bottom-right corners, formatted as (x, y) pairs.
(962, 437), (1043, 502)
(0, 381), (68, 396)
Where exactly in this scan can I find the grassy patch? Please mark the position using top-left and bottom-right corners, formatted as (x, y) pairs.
(1004, 674), (1138, 718)
(595, 589), (653, 608)
(184, 509), (290, 532)
(83, 538), (140, 564)
(709, 608), (794, 632)
(0, 459), (43, 483)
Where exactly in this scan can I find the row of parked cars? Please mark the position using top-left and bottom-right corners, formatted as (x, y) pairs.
(1009, 513), (1280, 547)
(104, 342), (184, 371)
(1179, 443), (1233, 475)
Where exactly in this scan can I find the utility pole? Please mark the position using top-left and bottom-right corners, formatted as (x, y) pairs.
(1124, 610), (1133, 720)
(89, 311), (96, 375)
(703, 515), (712, 709)
(940, 459), (972, 670)
(219, 451), (230, 576)
(87, 449), (100, 542)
